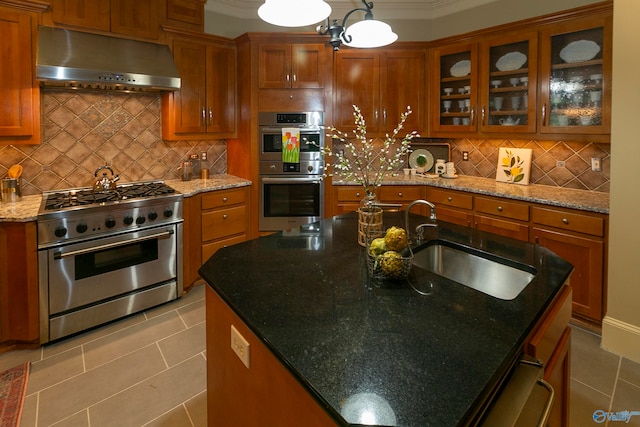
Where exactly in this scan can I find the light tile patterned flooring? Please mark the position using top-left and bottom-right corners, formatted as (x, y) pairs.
(1, 284), (640, 426)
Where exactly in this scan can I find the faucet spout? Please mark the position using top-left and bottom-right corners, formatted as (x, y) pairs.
(405, 199), (437, 242)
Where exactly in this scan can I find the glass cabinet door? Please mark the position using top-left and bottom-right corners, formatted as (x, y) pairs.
(430, 43), (478, 133)
(540, 17), (612, 134)
(479, 32), (538, 133)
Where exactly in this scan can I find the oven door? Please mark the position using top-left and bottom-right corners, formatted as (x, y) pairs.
(259, 176), (324, 231)
(45, 224), (179, 315)
(259, 127), (323, 162)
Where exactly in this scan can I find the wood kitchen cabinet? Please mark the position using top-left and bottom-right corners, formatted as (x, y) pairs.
(424, 187), (474, 228)
(183, 187), (250, 290)
(51, 0), (160, 40)
(530, 206), (606, 325)
(164, 0), (205, 32)
(474, 196), (530, 242)
(0, 221), (39, 348)
(334, 47), (426, 135)
(333, 185), (425, 217)
(258, 43), (326, 89)
(162, 29), (236, 139)
(0, 3), (42, 145)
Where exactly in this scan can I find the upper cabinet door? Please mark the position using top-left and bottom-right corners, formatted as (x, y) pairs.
(539, 15), (612, 135)
(430, 42), (478, 134)
(52, 0), (110, 31)
(479, 31), (538, 133)
(291, 44), (326, 89)
(111, 0), (159, 40)
(258, 43), (325, 89)
(170, 39), (208, 134)
(0, 7), (38, 141)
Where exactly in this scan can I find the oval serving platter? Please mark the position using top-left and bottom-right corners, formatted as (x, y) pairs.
(496, 52), (527, 71)
(559, 40), (600, 63)
(450, 60), (471, 77)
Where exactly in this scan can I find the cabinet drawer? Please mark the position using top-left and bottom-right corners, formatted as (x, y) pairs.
(475, 215), (529, 242)
(336, 186), (368, 202)
(378, 186), (422, 201)
(202, 234), (247, 262)
(202, 188), (246, 210)
(202, 206), (246, 241)
(426, 188), (473, 210)
(475, 197), (529, 221)
(526, 285), (572, 366)
(531, 207), (604, 237)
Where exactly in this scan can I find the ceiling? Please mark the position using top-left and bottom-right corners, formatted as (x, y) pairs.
(204, 0), (500, 21)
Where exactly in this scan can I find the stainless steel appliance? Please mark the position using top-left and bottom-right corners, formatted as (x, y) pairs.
(37, 180), (183, 343)
(258, 112), (325, 232)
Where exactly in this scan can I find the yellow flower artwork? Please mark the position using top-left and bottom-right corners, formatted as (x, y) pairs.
(496, 147), (532, 185)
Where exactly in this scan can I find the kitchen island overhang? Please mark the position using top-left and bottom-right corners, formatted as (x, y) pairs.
(199, 212), (573, 426)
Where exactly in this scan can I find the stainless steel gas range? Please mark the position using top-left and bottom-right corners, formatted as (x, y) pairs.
(37, 180), (183, 343)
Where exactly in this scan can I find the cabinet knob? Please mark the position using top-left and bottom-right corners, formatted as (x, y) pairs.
(447, 197), (452, 202)
(497, 206), (503, 212)
(223, 214), (228, 220)
(222, 197), (228, 202)
(398, 192), (403, 197)
(562, 218), (569, 225)
(356, 192), (361, 198)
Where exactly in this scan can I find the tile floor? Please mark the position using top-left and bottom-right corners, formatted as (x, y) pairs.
(1, 284), (640, 427)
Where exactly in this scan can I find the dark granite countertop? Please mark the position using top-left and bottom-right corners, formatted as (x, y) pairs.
(199, 212), (573, 427)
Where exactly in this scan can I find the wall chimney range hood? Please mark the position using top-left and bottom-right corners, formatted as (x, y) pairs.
(36, 26), (181, 93)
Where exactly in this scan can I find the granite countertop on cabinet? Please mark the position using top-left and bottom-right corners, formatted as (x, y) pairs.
(333, 175), (610, 214)
(199, 212), (573, 427)
(165, 174), (251, 197)
(0, 195), (42, 222)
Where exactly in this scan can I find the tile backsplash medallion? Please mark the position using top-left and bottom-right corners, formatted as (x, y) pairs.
(0, 90), (227, 196)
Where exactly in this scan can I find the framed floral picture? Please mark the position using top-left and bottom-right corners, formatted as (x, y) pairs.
(496, 148), (532, 185)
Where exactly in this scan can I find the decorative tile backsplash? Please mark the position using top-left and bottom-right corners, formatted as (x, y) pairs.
(0, 91), (227, 196)
(0, 90), (610, 196)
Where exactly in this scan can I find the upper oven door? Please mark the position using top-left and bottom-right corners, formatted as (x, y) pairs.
(45, 224), (179, 315)
(259, 127), (323, 162)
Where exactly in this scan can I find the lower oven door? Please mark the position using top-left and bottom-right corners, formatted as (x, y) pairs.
(44, 224), (180, 316)
(259, 176), (324, 231)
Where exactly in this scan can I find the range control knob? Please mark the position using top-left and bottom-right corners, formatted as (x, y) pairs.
(124, 216), (134, 226)
(54, 226), (67, 238)
(164, 209), (173, 218)
(148, 211), (158, 221)
(76, 223), (88, 233)
(136, 216), (146, 225)
(105, 218), (116, 228)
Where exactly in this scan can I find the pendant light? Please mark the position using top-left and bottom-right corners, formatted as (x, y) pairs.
(317, 1), (397, 50)
(258, 0), (332, 27)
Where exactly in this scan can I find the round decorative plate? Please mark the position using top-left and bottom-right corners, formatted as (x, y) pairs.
(560, 40), (600, 63)
(496, 52), (527, 71)
(409, 149), (434, 171)
(450, 60), (471, 77)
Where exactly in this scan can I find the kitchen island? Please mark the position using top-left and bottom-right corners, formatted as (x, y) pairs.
(199, 212), (573, 426)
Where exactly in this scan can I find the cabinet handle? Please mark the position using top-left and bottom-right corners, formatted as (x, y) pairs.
(383, 109), (387, 127)
(293, 73), (297, 83)
(562, 218), (569, 225)
(447, 197), (452, 202)
(201, 108), (206, 126)
(471, 107), (475, 126)
(542, 103), (547, 126)
(534, 236), (539, 244)
(209, 109), (213, 126)
(497, 206), (503, 212)
(222, 197), (228, 202)
(481, 106), (485, 126)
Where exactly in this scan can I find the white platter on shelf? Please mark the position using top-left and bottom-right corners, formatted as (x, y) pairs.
(496, 52), (527, 71)
(450, 60), (471, 77)
(409, 149), (434, 171)
(560, 40), (600, 63)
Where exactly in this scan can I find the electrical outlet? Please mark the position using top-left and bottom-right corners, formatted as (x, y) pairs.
(591, 157), (602, 172)
(231, 325), (250, 369)
(556, 160), (566, 168)
(462, 151), (469, 161)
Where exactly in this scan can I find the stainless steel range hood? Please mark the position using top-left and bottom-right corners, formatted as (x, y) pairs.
(36, 26), (180, 93)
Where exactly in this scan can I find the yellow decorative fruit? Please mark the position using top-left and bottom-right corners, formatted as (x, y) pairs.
(384, 226), (408, 252)
(379, 251), (405, 278)
(369, 237), (387, 256)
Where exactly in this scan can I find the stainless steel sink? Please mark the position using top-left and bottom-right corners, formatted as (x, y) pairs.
(412, 241), (536, 300)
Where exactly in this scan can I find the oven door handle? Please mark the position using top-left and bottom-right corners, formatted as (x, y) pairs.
(53, 230), (174, 260)
(260, 127), (320, 133)
(261, 176), (323, 184)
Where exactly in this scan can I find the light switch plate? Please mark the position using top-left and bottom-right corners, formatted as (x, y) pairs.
(231, 325), (250, 369)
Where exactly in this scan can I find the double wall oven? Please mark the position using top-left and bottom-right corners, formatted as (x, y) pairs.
(37, 181), (183, 343)
(259, 112), (325, 232)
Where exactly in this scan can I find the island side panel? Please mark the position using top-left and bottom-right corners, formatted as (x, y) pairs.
(206, 286), (339, 427)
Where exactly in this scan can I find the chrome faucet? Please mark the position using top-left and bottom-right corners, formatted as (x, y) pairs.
(405, 199), (437, 242)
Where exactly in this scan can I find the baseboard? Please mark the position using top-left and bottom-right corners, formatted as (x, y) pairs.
(601, 316), (640, 364)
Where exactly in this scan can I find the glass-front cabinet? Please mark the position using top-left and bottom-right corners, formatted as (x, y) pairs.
(430, 43), (478, 133)
(479, 32), (538, 133)
(539, 16), (612, 135)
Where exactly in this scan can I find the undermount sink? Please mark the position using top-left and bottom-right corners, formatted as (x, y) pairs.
(412, 241), (536, 300)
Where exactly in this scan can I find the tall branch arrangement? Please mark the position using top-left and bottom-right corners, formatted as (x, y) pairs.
(318, 105), (419, 193)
